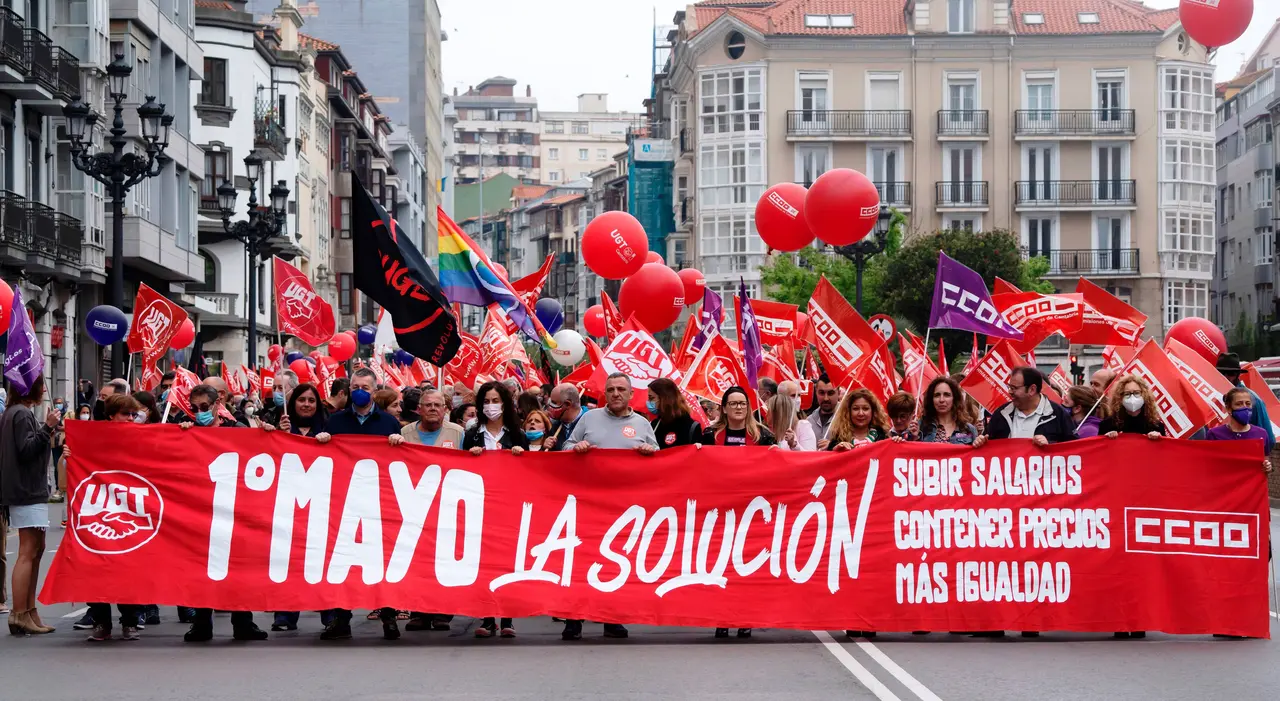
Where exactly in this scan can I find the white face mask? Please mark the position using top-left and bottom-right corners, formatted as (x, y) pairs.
(451, 395), (464, 408)
(465, 417), (477, 430)
(133, 413), (147, 424)
(483, 404), (503, 421)
(1122, 395), (1144, 414)
(792, 396), (802, 410)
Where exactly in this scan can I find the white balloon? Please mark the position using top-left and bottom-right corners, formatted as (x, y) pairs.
(549, 329), (586, 366)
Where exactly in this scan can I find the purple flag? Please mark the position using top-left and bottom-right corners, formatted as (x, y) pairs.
(692, 286), (723, 352)
(4, 288), (42, 394)
(928, 252), (1023, 339)
(737, 279), (763, 389)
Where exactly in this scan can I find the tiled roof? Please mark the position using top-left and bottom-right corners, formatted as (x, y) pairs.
(298, 33), (338, 51)
(691, 0), (1176, 37)
(543, 193), (584, 206)
(194, 0), (233, 9)
(511, 185), (552, 200)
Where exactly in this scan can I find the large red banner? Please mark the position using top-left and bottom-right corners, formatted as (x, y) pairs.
(44, 423), (1271, 637)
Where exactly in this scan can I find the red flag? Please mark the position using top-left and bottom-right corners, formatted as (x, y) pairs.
(1165, 338), (1234, 427)
(734, 296), (797, 346)
(1047, 362), (1072, 396)
(1072, 278), (1146, 347)
(125, 283), (189, 391)
(1116, 340), (1215, 439)
(807, 277), (882, 390)
(165, 367), (201, 418)
(959, 341), (1025, 414)
(899, 332), (940, 398)
(600, 291), (623, 340)
(1102, 345), (1133, 375)
(760, 338), (813, 408)
(803, 346), (820, 381)
(797, 310), (817, 347)
(673, 309), (701, 371)
(478, 307), (528, 376)
(937, 338), (948, 377)
(241, 365), (261, 396)
(585, 317), (707, 425)
(260, 368), (276, 392)
(444, 331), (481, 387)
(273, 257), (336, 346)
(561, 363), (595, 397)
(994, 277), (1021, 296)
(1240, 364), (1280, 437)
(960, 334), (981, 379)
(221, 364), (244, 396)
(680, 333), (759, 410)
(992, 291), (1085, 354)
(368, 353), (393, 387)
(852, 339), (898, 408)
(511, 255), (554, 307)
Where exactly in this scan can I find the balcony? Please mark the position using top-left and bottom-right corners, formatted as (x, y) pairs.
(935, 181), (990, 209)
(1014, 109), (1136, 139)
(874, 181), (912, 209)
(1014, 180), (1137, 210)
(937, 110), (990, 138)
(0, 190), (27, 264)
(254, 104), (289, 161)
(24, 200), (57, 274)
(679, 127), (691, 154)
(680, 196), (694, 225)
(1022, 248), (1140, 276)
(53, 47), (78, 99)
(23, 28), (53, 92)
(192, 291), (242, 327)
(0, 8), (26, 84)
(786, 110), (912, 140)
(80, 239), (105, 285)
(25, 43), (77, 115)
(54, 213), (81, 280)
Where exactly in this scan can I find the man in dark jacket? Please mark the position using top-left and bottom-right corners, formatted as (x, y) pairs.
(985, 367), (1076, 446)
(258, 369), (297, 428)
(321, 367), (403, 642)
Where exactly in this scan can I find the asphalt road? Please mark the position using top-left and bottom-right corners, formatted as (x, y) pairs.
(2, 505), (1278, 701)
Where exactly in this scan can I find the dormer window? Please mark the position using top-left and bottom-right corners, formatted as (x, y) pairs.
(948, 0), (975, 34)
(1023, 13), (1044, 25)
(805, 14), (854, 28)
(1078, 12), (1100, 24)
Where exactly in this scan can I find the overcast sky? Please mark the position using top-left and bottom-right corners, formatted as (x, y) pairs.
(440, 1), (1280, 114)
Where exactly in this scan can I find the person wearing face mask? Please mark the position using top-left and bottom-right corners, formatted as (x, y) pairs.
(1063, 386), (1102, 438)
(1098, 375), (1165, 442)
(320, 367), (403, 642)
(523, 409), (552, 451)
(258, 370), (297, 428)
(544, 383), (586, 451)
(767, 392), (815, 451)
(1214, 353), (1276, 454)
(1206, 387), (1274, 470)
(93, 378), (129, 421)
(461, 381), (529, 638)
(647, 378), (701, 449)
(76, 403), (91, 421)
(450, 402), (477, 430)
(49, 397), (67, 502)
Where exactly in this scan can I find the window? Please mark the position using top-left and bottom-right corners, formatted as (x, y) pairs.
(1256, 170), (1274, 208)
(338, 273), (353, 314)
(1161, 210), (1215, 273)
(1078, 12), (1100, 24)
(1025, 217), (1053, 259)
(339, 134), (351, 171)
(698, 141), (765, 207)
(804, 14), (854, 27)
(1164, 280), (1209, 326)
(572, 122), (588, 135)
(548, 171), (560, 182)
(796, 144), (829, 187)
(548, 147), (558, 160)
(1160, 139), (1213, 206)
(700, 68), (763, 135)
(1244, 118), (1273, 152)
(1097, 74), (1125, 119)
(1026, 77), (1054, 120)
(578, 148), (588, 161)
(946, 75), (977, 113)
(1023, 12), (1044, 24)
(202, 150), (228, 207)
(700, 211), (765, 275)
(200, 58), (226, 106)
(545, 121), (563, 134)
(798, 71), (829, 119)
(597, 148), (607, 159)
(339, 197), (350, 238)
(1161, 65), (1214, 135)
(1254, 228), (1274, 265)
(948, 0), (974, 33)
(725, 31), (746, 60)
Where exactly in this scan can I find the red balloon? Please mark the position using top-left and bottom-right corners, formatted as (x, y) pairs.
(583, 304), (607, 337)
(328, 333), (356, 362)
(677, 268), (705, 306)
(0, 277), (12, 331)
(581, 211), (648, 280)
(289, 358), (313, 384)
(309, 350), (323, 359)
(169, 318), (195, 349)
(267, 344), (283, 362)
(804, 168), (880, 247)
(1165, 317), (1227, 364)
(755, 183), (815, 251)
(645, 250), (664, 265)
(619, 263), (685, 333)
(796, 311), (810, 340)
(1180, 0), (1252, 48)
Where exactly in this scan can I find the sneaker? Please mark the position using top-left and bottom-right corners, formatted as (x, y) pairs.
(319, 620), (352, 641)
(603, 624), (628, 639)
(120, 625), (140, 641)
(86, 623), (111, 642)
(134, 611), (145, 630)
(72, 612), (95, 630)
(474, 625), (493, 638)
(144, 606), (161, 626)
(500, 626), (516, 638)
(183, 625), (214, 643)
(233, 624), (269, 641)
(382, 619), (400, 641)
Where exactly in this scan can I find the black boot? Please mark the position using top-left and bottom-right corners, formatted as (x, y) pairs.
(232, 623), (269, 641)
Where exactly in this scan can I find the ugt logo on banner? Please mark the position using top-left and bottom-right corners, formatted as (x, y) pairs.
(69, 470), (165, 554)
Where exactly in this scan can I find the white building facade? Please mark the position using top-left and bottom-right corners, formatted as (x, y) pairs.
(538, 93), (639, 185)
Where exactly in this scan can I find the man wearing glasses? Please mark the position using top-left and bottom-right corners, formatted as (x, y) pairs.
(544, 382), (586, 451)
(984, 366), (1076, 446)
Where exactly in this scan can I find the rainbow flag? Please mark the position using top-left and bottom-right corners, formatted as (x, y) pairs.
(437, 206), (556, 348)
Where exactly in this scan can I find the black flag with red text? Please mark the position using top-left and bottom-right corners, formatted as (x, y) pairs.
(351, 177), (460, 366)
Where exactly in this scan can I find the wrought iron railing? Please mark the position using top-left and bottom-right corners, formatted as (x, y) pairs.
(935, 181), (990, 206)
(1014, 109), (1136, 136)
(1021, 247), (1140, 275)
(786, 110), (912, 137)
(1015, 179), (1137, 206)
(25, 200), (57, 257)
(0, 8), (26, 75)
(24, 27), (54, 92)
(874, 181), (912, 207)
(936, 110), (990, 136)
(52, 46), (78, 99)
(55, 213), (81, 265)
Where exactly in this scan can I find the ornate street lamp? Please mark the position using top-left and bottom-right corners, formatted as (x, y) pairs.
(832, 207), (894, 313)
(218, 155), (289, 367)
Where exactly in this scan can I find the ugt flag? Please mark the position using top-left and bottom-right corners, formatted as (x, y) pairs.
(351, 178), (461, 367)
(273, 256), (335, 347)
(928, 252), (1023, 340)
(4, 288), (41, 394)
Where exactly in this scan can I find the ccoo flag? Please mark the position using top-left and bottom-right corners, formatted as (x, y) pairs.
(4, 288), (41, 394)
(351, 178), (461, 367)
(928, 252), (1023, 340)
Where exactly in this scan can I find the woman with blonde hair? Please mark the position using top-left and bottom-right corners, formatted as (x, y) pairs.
(1098, 374), (1165, 442)
(700, 386), (776, 447)
(767, 393), (815, 450)
(827, 388), (891, 452)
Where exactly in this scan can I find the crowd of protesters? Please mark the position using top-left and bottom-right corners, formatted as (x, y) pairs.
(0, 350), (1272, 642)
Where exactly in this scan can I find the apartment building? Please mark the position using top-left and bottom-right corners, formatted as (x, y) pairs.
(299, 32), (395, 331)
(388, 129), (429, 254)
(453, 77), (540, 185)
(539, 93), (639, 185)
(192, 0), (305, 368)
(652, 0), (1216, 339)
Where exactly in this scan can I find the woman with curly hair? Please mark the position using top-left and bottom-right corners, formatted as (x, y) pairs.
(916, 376), (987, 447)
(827, 388), (890, 452)
(1098, 374), (1166, 442)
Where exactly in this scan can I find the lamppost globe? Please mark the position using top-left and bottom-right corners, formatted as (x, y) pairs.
(106, 53), (132, 98)
(62, 98), (91, 145)
(243, 154), (264, 185)
(270, 180), (289, 216)
(158, 114), (173, 149)
(216, 180), (238, 219)
(136, 97), (164, 146)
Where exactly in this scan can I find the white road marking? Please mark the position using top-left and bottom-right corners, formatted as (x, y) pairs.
(61, 606), (87, 619)
(1270, 611), (1278, 619)
(856, 639), (944, 701)
(812, 630), (903, 701)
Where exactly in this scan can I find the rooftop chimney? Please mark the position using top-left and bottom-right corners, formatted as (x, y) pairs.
(526, 85), (531, 97)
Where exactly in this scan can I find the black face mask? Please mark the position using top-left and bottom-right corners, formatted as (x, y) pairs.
(92, 399), (107, 421)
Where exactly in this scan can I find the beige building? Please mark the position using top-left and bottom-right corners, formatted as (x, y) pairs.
(539, 94), (641, 185)
(656, 0), (1216, 338)
(454, 77), (541, 185)
(295, 33), (335, 313)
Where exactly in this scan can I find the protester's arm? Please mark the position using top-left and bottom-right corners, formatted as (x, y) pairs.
(561, 414), (588, 450)
(13, 409), (52, 462)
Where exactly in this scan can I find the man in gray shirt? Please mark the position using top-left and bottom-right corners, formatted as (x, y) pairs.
(563, 372), (659, 454)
